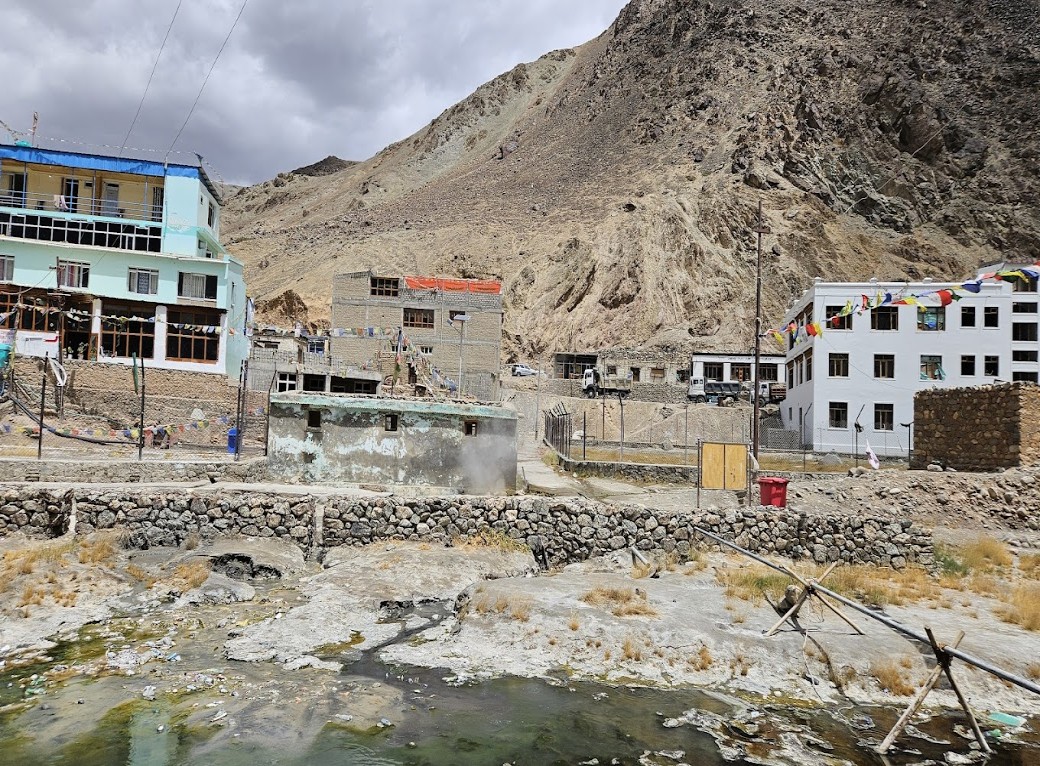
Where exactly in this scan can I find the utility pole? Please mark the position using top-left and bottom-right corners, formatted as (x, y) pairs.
(752, 199), (770, 460)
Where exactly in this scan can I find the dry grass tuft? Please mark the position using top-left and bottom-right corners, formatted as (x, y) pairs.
(509, 598), (532, 622)
(995, 583), (1040, 632)
(729, 653), (752, 677)
(170, 560), (211, 590)
(621, 636), (642, 662)
(631, 561), (654, 579)
(1020, 554), (1040, 580)
(582, 585), (657, 617)
(126, 563), (158, 588)
(184, 532), (201, 551)
(78, 531), (124, 564)
(453, 528), (527, 553)
(2, 537), (77, 582)
(870, 658), (918, 696)
(957, 536), (1013, 573)
(1026, 663), (1040, 681)
(689, 645), (713, 671)
(568, 613), (580, 631)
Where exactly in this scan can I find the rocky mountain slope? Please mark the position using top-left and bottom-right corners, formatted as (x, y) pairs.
(222, 0), (1040, 361)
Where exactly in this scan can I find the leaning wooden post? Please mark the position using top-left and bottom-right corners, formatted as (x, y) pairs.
(764, 562), (838, 637)
(926, 627), (991, 754)
(877, 630), (965, 754)
(778, 561), (864, 635)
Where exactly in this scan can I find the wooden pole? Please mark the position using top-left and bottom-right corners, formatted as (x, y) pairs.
(137, 356), (146, 462)
(764, 562), (838, 637)
(926, 627), (990, 754)
(878, 631), (965, 754)
(37, 363), (47, 460)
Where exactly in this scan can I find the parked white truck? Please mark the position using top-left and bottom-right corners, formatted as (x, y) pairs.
(581, 367), (633, 398)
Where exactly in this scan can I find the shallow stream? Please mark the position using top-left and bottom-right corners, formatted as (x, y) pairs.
(0, 593), (1036, 765)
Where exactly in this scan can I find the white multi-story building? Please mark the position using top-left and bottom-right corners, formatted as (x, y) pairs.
(779, 273), (1038, 457)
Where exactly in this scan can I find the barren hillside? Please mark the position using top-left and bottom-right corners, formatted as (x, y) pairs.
(222, 0), (1040, 362)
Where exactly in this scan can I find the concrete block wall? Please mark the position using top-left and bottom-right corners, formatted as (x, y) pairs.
(0, 487), (934, 569)
(913, 383), (1040, 470)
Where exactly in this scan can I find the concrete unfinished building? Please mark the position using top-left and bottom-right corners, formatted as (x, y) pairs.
(331, 271), (503, 401)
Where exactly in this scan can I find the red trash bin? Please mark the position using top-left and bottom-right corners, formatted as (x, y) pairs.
(758, 477), (789, 508)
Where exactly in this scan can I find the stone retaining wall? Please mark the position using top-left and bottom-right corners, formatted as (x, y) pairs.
(0, 487), (933, 568)
(558, 454), (699, 484)
(0, 457), (267, 484)
(913, 383), (1040, 471)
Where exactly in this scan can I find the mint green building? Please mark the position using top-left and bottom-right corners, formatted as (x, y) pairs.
(0, 141), (248, 376)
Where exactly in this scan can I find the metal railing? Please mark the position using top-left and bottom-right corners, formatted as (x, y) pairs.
(0, 188), (161, 222)
(0, 207), (162, 253)
(543, 404), (572, 459)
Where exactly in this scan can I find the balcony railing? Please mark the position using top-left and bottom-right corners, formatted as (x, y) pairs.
(0, 188), (161, 222)
(0, 190), (162, 253)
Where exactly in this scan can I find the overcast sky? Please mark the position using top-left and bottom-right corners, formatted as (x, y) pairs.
(1, 0), (626, 186)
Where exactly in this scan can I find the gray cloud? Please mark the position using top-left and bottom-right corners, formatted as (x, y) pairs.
(1, 0), (625, 184)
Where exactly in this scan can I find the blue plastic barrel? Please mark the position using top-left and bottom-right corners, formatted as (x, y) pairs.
(227, 427), (238, 454)
(0, 343), (10, 368)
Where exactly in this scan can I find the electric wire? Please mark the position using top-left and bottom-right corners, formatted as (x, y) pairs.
(165, 0), (250, 161)
(119, 0), (184, 156)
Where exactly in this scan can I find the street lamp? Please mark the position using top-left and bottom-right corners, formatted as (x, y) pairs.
(447, 313), (470, 399)
(751, 199), (771, 461)
(900, 421), (914, 463)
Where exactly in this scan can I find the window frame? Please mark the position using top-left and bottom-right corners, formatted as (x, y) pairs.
(165, 307), (221, 363)
(828, 353), (849, 378)
(403, 307), (434, 329)
(961, 355), (976, 376)
(871, 306), (899, 331)
(961, 305), (976, 327)
(917, 306), (946, 332)
(1013, 349), (1038, 362)
(0, 255), (12, 283)
(824, 306), (852, 330)
(370, 277), (400, 297)
(1012, 302), (1037, 314)
(873, 354), (895, 379)
(127, 267), (159, 295)
(920, 354), (944, 380)
(828, 401), (848, 429)
(1012, 322), (1038, 342)
(177, 271), (218, 300)
(56, 259), (90, 289)
(874, 403), (894, 432)
(984, 355), (999, 377)
(984, 306), (1000, 328)
(704, 362), (723, 381)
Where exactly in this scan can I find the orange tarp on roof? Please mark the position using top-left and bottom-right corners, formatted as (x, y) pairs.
(404, 276), (502, 294)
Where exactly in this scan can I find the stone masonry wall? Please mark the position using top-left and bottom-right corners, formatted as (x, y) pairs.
(0, 456), (267, 484)
(0, 487), (933, 569)
(913, 383), (1040, 470)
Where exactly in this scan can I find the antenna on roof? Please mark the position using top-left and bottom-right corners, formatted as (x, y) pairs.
(30, 112), (38, 147)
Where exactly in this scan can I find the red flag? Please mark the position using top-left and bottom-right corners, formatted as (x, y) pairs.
(937, 289), (954, 306)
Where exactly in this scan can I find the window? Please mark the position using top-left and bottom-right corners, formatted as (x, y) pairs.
(650, 367), (665, 382)
(828, 353), (849, 377)
(403, 307), (434, 328)
(804, 350), (813, 382)
(464, 420), (478, 436)
(99, 302), (155, 359)
(207, 202), (216, 228)
(307, 410), (321, 429)
(984, 306), (999, 328)
(1014, 279), (1038, 293)
(731, 363), (751, 381)
(795, 356), (803, 386)
(920, 355), (944, 380)
(0, 288), (56, 332)
(127, 268), (158, 295)
(166, 308), (221, 363)
(828, 402), (848, 429)
(759, 363), (778, 381)
(1012, 323), (1038, 342)
(56, 260), (90, 289)
(825, 306), (852, 330)
(419, 345), (433, 355)
(1013, 302), (1038, 314)
(984, 355), (999, 377)
(1013, 349), (1038, 362)
(630, 367), (641, 382)
(871, 307), (899, 330)
(874, 354), (895, 379)
(917, 306), (945, 331)
(961, 355), (976, 376)
(786, 360), (794, 389)
(606, 365), (617, 375)
(704, 362), (723, 381)
(1013, 371), (1039, 382)
(178, 272), (217, 300)
(307, 338), (326, 355)
(370, 277), (399, 297)
(874, 403), (894, 431)
(0, 255), (12, 282)
(61, 178), (79, 213)
(384, 413), (399, 432)
(276, 373), (298, 392)
(961, 306), (976, 327)
(151, 187), (164, 223)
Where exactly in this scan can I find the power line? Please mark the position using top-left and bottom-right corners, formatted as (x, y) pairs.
(165, 0), (250, 161)
(119, 0), (184, 156)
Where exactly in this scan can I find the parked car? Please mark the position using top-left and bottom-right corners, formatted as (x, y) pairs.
(512, 363), (538, 377)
